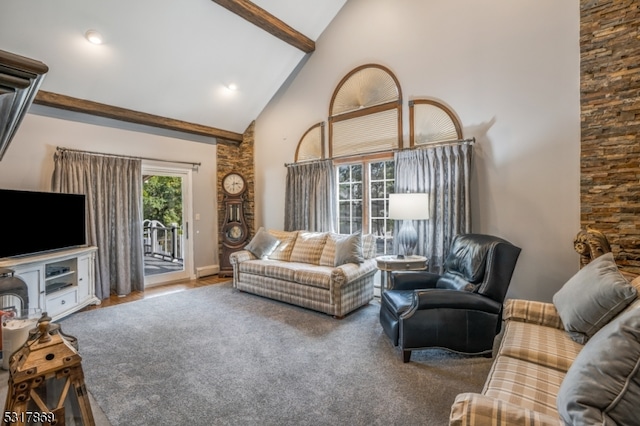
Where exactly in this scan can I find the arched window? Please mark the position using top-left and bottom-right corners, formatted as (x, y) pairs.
(287, 65), (468, 258)
(328, 64), (401, 255)
(329, 64), (402, 157)
(409, 99), (462, 146)
(294, 122), (325, 162)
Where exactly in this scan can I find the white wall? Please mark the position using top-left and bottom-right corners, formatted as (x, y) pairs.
(0, 113), (219, 274)
(255, 0), (581, 302)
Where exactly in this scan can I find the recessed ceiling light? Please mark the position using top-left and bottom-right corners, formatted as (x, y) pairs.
(85, 30), (103, 45)
(225, 83), (238, 91)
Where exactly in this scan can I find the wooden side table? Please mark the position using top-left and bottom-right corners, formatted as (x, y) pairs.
(375, 255), (428, 294)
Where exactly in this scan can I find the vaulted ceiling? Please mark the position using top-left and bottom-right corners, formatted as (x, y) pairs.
(0, 0), (346, 143)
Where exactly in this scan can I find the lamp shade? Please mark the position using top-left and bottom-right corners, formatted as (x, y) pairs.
(388, 193), (429, 220)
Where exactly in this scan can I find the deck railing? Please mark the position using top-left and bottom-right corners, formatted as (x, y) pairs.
(143, 219), (183, 262)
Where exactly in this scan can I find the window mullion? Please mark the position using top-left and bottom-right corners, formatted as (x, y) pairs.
(363, 162), (371, 235)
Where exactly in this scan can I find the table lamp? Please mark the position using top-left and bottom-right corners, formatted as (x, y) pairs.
(388, 193), (429, 258)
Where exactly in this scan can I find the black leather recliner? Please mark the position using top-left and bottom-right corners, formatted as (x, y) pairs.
(379, 234), (521, 362)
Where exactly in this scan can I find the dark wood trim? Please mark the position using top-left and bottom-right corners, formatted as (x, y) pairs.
(331, 151), (394, 165)
(34, 91), (244, 144)
(329, 101), (400, 123)
(211, 0), (315, 53)
(0, 50), (49, 76)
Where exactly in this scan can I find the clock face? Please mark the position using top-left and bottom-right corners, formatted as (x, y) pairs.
(223, 173), (245, 195)
(227, 225), (244, 241)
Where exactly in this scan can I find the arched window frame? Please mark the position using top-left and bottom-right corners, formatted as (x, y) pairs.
(328, 64), (403, 158)
(325, 64), (402, 255)
(294, 122), (325, 163)
(409, 99), (463, 147)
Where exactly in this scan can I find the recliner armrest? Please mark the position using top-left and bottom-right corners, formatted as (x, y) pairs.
(390, 271), (440, 290)
(412, 289), (503, 314)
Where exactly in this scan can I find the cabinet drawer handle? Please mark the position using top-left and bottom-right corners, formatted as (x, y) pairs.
(61, 300), (66, 305)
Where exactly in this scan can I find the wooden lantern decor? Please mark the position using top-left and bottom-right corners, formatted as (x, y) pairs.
(3, 313), (95, 426)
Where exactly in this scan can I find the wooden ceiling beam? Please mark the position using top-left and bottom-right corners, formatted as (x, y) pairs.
(211, 0), (315, 53)
(33, 91), (244, 144)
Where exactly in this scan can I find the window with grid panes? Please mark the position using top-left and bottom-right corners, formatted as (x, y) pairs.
(369, 160), (395, 255)
(337, 159), (394, 255)
(338, 164), (363, 234)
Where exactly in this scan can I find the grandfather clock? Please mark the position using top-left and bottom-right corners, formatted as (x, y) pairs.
(219, 172), (249, 277)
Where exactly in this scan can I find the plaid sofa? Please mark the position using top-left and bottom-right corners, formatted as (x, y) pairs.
(449, 274), (640, 425)
(230, 230), (377, 318)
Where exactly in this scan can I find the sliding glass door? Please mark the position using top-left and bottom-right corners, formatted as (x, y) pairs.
(142, 164), (193, 287)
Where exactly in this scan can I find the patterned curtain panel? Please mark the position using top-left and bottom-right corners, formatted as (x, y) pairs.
(394, 143), (472, 272)
(51, 150), (144, 299)
(284, 160), (336, 232)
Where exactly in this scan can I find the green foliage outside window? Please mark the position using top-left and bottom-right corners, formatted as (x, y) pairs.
(143, 176), (183, 227)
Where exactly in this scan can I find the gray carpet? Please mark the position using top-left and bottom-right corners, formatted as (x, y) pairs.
(59, 283), (493, 426)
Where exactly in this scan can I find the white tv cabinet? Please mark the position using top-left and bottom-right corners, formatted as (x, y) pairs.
(0, 246), (100, 321)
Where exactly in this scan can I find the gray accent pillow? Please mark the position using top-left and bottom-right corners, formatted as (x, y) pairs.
(334, 232), (363, 266)
(557, 306), (640, 425)
(244, 227), (280, 258)
(552, 252), (637, 344)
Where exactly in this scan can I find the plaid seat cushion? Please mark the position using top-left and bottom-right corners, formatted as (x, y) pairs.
(237, 258), (268, 275)
(240, 260), (334, 290)
(483, 355), (565, 418)
(498, 320), (583, 372)
(293, 265), (334, 289)
(450, 393), (562, 426)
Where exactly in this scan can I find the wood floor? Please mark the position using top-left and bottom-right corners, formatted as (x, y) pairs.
(80, 274), (230, 311)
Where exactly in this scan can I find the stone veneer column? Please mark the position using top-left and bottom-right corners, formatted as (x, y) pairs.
(580, 0), (640, 274)
(217, 121), (255, 260)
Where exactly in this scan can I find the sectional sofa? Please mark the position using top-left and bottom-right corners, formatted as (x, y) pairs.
(450, 252), (640, 425)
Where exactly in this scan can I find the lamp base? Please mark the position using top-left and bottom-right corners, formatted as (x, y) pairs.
(397, 220), (418, 257)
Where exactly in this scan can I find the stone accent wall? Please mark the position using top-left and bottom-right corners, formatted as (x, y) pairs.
(217, 121), (255, 259)
(580, 0), (640, 274)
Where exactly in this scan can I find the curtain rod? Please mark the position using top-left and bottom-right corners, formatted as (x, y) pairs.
(56, 146), (202, 169)
(284, 137), (476, 167)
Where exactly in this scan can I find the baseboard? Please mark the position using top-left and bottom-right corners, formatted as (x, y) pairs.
(196, 265), (219, 278)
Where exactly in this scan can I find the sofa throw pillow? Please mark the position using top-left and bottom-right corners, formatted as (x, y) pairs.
(557, 307), (640, 425)
(552, 252), (637, 344)
(320, 232), (364, 266)
(361, 233), (376, 259)
(289, 231), (328, 265)
(319, 233), (340, 266)
(334, 231), (364, 266)
(267, 230), (298, 261)
(244, 227), (280, 258)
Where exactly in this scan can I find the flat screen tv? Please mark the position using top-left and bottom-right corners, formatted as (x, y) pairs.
(0, 189), (87, 259)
